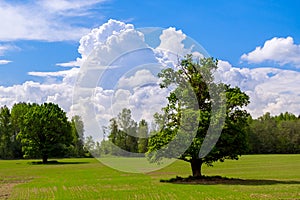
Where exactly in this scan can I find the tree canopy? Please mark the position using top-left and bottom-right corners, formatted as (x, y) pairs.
(17, 103), (72, 163)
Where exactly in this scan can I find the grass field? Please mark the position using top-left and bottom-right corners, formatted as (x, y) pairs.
(0, 155), (299, 199)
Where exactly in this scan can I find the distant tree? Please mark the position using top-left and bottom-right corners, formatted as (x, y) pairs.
(69, 115), (85, 157)
(17, 103), (72, 163)
(11, 103), (31, 133)
(98, 139), (112, 156)
(137, 119), (148, 153)
(10, 102), (32, 158)
(108, 118), (119, 145)
(275, 112), (297, 121)
(107, 118), (124, 155)
(147, 55), (250, 177)
(106, 109), (148, 156)
(84, 135), (95, 157)
(117, 108), (138, 153)
(0, 106), (14, 159)
(248, 113), (277, 153)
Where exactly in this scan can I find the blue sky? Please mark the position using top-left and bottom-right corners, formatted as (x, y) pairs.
(1, 0), (300, 123)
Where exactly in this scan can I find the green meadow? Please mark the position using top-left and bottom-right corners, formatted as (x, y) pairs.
(0, 155), (299, 199)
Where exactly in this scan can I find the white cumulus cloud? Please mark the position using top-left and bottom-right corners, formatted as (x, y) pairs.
(158, 28), (188, 55)
(0, 81), (74, 112)
(241, 36), (300, 67)
(217, 60), (300, 118)
(77, 19), (146, 65)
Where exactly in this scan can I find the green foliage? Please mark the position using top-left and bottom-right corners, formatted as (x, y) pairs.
(248, 112), (300, 154)
(0, 103), (33, 159)
(0, 103), (87, 160)
(11, 102), (32, 158)
(117, 108), (138, 153)
(83, 135), (96, 157)
(137, 119), (149, 153)
(147, 55), (250, 176)
(100, 108), (149, 156)
(68, 115), (86, 157)
(17, 103), (72, 163)
(0, 106), (14, 159)
(11, 103), (32, 134)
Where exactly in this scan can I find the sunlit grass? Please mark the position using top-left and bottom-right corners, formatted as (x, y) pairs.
(0, 155), (299, 199)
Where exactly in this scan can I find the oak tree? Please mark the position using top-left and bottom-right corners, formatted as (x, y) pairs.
(147, 55), (250, 177)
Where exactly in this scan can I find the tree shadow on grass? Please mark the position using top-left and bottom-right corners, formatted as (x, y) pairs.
(160, 175), (300, 186)
(29, 160), (90, 165)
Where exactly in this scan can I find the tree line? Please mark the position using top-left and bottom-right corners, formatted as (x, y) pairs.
(248, 112), (300, 154)
(1, 100), (299, 162)
(94, 109), (300, 157)
(0, 102), (88, 162)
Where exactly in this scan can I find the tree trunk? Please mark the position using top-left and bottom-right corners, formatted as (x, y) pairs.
(190, 159), (203, 177)
(42, 154), (48, 164)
